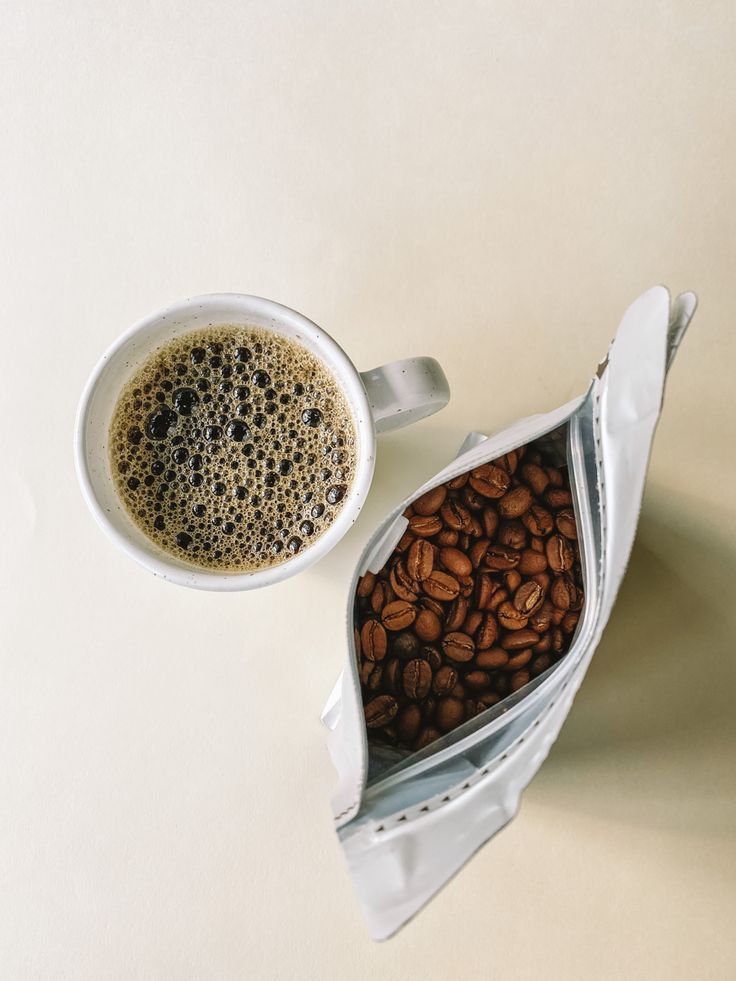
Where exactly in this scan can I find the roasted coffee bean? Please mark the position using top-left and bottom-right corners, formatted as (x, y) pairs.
(562, 610), (580, 634)
(510, 670), (530, 693)
(397, 704), (423, 745)
(423, 695), (437, 722)
(437, 528), (459, 547)
(530, 536), (545, 553)
(550, 575), (576, 610)
(383, 658), (402, 694)
(476, 647), (509, 669)
(478, 691), (501, 708)
(497, 520), (527, 550)
(546, 488), (572, 509)
(407, 538), (435, 581)
(546, 466), (563, 487)
(498, 601), (529, 631)
(481, 508), (499, 538)
(556, 508), (578, 539)
(469, 539), (491, 569)
(432, 664), (458, 695)
(546, 534), (574, 573)
(462, 485), (486, 510)
(446, 473), (468, 489)
(356, 571), (376, 598)
(382, 600), (417, 631)
(533, 632), (552, 654)
(506, 647), (533, 670)
(522, 504), (554, 537)
(445, 595), (468, 631)
(488, 587), (509, 611)
(462, 609), (483, 636)
(442, 632), (475, 662)
(422, 645), (443, 671)
(504, 569), (522, 592)
(441, 499), (473, 532)
(435, 697), (465, 732)
(458, 574), (475, 598)
(552, 627), (565, 652)
(364, 695), (398, 728)
(521, 462), (550, 495)
(465, 670), (492, 691)
(361, 620), (388, 661)
(484, 545), (521, 571)
(389, 561), (420, 602)
(514, 580), (544, 614)
(363, 662), (383, 691)
(392, 631), (421, 661)
(404, 659), (433, 700)
(531, 653), (552, 675)
(497, 485), (533, 519)
(518, 548), (548, 575)
(408, 514), (443, 537)
(493, 450), (520, 474)
(529, 601), (554, 633)
(395, 530), (415, 553)
(370, 579), (394, 614)
(354, 626), (361, 657)
(412, 485), (447, 516)
(468, 463), (510, 499)
(414, 726), (442, 750)
(418, 596), (445, 618)
(415, 607), (442, 642)
(500, 628), (540, 651)
(439, 546), (472, 578)
(423, 570), (461, 602)
(451, 681), (467, 699)
(476, 611), (499, 649)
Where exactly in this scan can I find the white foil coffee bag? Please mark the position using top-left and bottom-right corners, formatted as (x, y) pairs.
(321, 286), (696, 940)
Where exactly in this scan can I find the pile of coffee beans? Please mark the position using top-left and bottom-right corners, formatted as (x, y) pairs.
(354, 437), (584, 752)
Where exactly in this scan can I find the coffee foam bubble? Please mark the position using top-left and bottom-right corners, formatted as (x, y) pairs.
(109, 324), (358, 572)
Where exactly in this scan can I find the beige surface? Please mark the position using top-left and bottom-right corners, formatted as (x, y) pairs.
(2, 1), (735, 978)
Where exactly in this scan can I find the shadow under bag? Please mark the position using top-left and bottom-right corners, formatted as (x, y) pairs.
(321, 286), (697, 940)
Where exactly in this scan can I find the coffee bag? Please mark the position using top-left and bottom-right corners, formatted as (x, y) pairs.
(321, 286), (696, 939)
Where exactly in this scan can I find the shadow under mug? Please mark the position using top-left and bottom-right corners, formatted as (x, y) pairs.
(74, 293), (450, 590)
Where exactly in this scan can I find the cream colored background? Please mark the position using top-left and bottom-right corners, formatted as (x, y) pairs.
(2, 1), (735, 978)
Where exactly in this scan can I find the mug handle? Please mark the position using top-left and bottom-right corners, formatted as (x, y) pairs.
(359, 357), (450, 434)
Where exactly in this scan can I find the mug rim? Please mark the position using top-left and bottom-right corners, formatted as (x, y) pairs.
(74, 293), (377, 590)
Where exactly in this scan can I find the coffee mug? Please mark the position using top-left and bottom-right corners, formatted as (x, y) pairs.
(75, 294), (450, 590)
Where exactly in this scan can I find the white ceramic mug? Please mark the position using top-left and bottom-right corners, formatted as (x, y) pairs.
(75, 294), (450, 590)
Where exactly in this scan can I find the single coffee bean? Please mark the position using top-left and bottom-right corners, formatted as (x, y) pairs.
(382, 600), (417, 631)
(364, 662), (383, 692)
(432, 664), (458, 695)
(514, 580), (545, 614)
(518, 548), (548, 575)
(361, 620), (388, 661)
(412, 485), (447, 516)
(552, 627), (565, 652)
(500, 628), (540, 651)
(392, 631), (421, 660)
(442, 631), (475, 662)
(397, 704), (423, 745)
(488, 587), (509, 612)
(403, 658), (433, 700)
(438, 546), (472, 578)
(522, 504), (554, 537)
(546, 533), (574, 573)
(394, 529), (415, 553)
(532, 570), (551, 592)
(415, 608), (442, 642)
(484, 545), (521, 570)
(506, 647), (533, 670)
(493, 450), (520, 474)
(562, 610), (580, 634)
(418, 596), (445, 618)
(451, 681), (467, 699)
(478, 691), (501, 708)
(364, 695), (398, 728)
(498, 601), (529, 631)
(422, 695), (437, 722)
(446, 473), (468, 489)
(497, 485), (533, 519)
(445, 595), (468, 631)
(422, 645), (443, 671)
(462, 609), (483, 636)
(462, 485), (486, 510)
(481, 507), (499, 538)
(529, 601), (554, 634)
(530, 535), (545, 553)
(389, 561), (420, 602)
(435, 697), (465, 733)
(370, 579), (394, 614)
(469, 539), (490, 569)
(414, 726), (442, 750)
(546, 466), (563, 487)
(476, 612), (499, 650)
(531, 653), (552, 675)
(510, 670), (530, 693)
(383, 657), (402, 694)
(550, 575), (576, 610)
(437, 528), (459, 547)
(407, 538), (435, 581)
(533, 632), (553, 654)
(441, 499), (474, 532)
(468, 463), (510, 499)
(546, 488), (573, 509)
(556, 508), (578, 539)
(408, 514), (443, 537)
(356, 571), (376, 598)
(475, 572), (498, 610)
(521, 462), (550, 495)
(504, 569), (522, 592)
(465, 670), (492, 691)
(497, 520), (527, 550)
(476, 647), (509, 669)
(422, 570), (460, 602)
